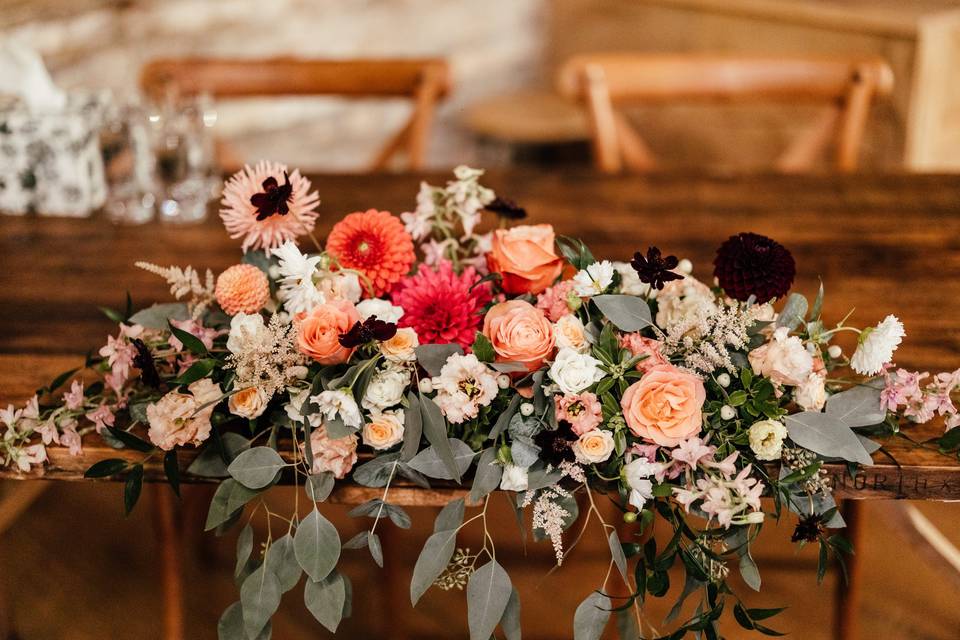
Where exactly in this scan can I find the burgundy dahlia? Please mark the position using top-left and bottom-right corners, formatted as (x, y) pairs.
(713, 232), (795, 302)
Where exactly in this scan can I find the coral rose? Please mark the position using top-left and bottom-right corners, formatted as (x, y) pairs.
(482, 300), (555, 372)
(487, 224), (563, 295)
(621, 365), (705, 446)
(297, 299), (360, 364)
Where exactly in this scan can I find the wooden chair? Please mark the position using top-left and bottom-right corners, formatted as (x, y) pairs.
(140, 58), (452, 171)
(556, 54), (894, 174)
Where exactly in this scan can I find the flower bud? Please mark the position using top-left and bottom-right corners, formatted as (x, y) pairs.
(678, 258), (693, 274)
(622, 511), (638, 524)
(716, 373), (731, 388)
(720, 405), (736, 421)
(497, 374), (511, 389)
(828, 345), (842, 359)
(520, 402), (534, 417)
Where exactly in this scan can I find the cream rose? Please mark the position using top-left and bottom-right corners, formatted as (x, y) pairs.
(748, 327), (813, 387)
(362, 411), (405, 450)
(748, 419), (787, 461)
(380, 327), (419, 363)
(554, 314), (590, 353)
(228, 386), (269, 419)
(549, 347), (605, 395)
(362, 366), (410, 411)
(573, 429), (615, 464)
(621, 364), (705, 446)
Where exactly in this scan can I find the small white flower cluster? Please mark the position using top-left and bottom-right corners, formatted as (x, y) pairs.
(136, 261), (216, 318)
(225, 313), (308, 397)
(662, 300), (762, 374)
(525, 484), (573, 565)
(0, 398), (47, 472)
(673, 465), (765, 529)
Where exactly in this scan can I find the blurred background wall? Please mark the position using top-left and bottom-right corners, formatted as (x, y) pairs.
(4, 0), (960, 171)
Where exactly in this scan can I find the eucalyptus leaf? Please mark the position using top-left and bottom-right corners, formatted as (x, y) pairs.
(352, 454), (399, 488)
(306, 472), (335, 502)
(825, 385), (885, 427)
(489, 361), (529, 373)
(218, 602), (271, 640)
(501, 587), (522, 640)
(235, 524), (254, 579)
(205, 479), (260, 531)
(739, 547), (762, 591)
(784, 412), (874, 465)
(775, 293), (808, 330)
(187, 433), (250, 478)
(466, 560), (512, 640)
(128, 302), (189, 329)
(294, 508), (341, 581)
(369, 532), (384, 567)
(525, 466), (563, 491)
(228, 447), (286, 490)
(240, 566), (282, 640)
(489, 395), (521, 440)
(304, 570), (346, 633)
(343, 531), (369, 550)
(510, 437), (540, 469)
(419, 394), (463, 481)
(615, 608), (639, 640)
(415, 343), (463, 377)
(400, 392), (423, 462)
(407, 438), (476, 480)
(573, 592), (611, 640)
(608, 531), (628, 583)
(592, 295), (652, 332)
(434, 498), (466, 533)
(410, 528), (458, 605)
(470, 449), (503, 502)
(265, 534), (302, 593)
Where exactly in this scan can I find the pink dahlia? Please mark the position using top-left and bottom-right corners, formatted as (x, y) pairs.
(220, 161), (320, 252)
(392, 260), (492, 349)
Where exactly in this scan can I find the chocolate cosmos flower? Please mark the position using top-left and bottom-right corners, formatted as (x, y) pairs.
(132, 338), (161, 388)
(533, 424), (578, 467)
(485, 197), (527, 220)
(250, 172), (294, 221)
(338, 316), (398, 349)
(630, 246), (684, 290)
(791, 513), (826, 543)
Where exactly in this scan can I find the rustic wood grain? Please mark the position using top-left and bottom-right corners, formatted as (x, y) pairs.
(1, 171), (959, 500)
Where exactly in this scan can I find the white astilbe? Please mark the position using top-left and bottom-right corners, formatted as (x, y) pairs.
(526, 485), (573, 565)
(136, 262), (216, 318)
(660, 301), (762, 374)
(225, 314), (307, 398)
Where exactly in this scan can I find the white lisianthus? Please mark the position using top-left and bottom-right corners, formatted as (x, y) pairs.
(851, 315), (905, 375)
(572, 260), (615, 297)
(613, 261), (652, 297)
(362, 410), (405, 450)
(549, 347), (605, 394)
(573, 429), (615, 463)
(228, 387), (270, 419)
(499, 464), (529, 491)
(310, 389), (362, 429)
(624, 457), (658, 509)
(271, 241), (324, 314)
(432, 353), (499, 423)
(554, 314), (591, 353)
(362, 366), (410, 411)
(748, 419), (788, 461)
(356, 298), (404, 324)
(226, 313), (269, 355)
(748, 327), (813, 387)
(795, 373), (827, 411)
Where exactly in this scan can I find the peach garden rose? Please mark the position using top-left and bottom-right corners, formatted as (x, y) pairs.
(297, 299), (360, 364)
(621, 364), (706, 447)
(482, 300), (555, 372)
(486, 224), (563, 295)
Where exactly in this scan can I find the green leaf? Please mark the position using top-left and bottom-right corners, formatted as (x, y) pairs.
(400, 392), (423, 462)
(608, 531), (628, 583)
(46, 367), (80, 394)
(98, 305), (125, 323)
(129, 303), (189, 329)
(616, 607), (639, 640)
(240, 566), (282, 640)
(84, 458), (128, 478)
(467, 560), (513, 640)
(228, 447), (285, 490)
(733, 603), (755, 630)
(410, 528), (458, 605)
(556, 235), (596, 270)
(470, 448), (503, 502)
(173, 358), (217, 385)
(106, 426), (155, 453)
(407, 438), (476, 480)
(217, 601), (271, 640)
(784, 412), (874, 465)
(825, 385), (885, 427)
(435, 498), (466, 532)
(306, 472), (335, 502)
(775, 293), (808, 330)
(817, 540), (829, 584)
(748, 607), (788, 621)
(489, 394), (521, 440)
(205, 479), (260, 531)
(168, 320), (208, 356)
(415, 344), (463, 377)
(304, 570), (346, 633)
(592, 295), (652, 332)
(419, 394), (463, 481)
(501, 587), (522, 640)
(235, 524), (254, 580)
(739, 546), (762, 591)
(294, 508), (341, 582)
(727, 390), (748, 407)
(163, 450), (180, 498)
(472, 332), (496, 362)
(368, 531), (383, 567)
(352, 454), (399, 488)
(124, 464), (144, 515)
(187, 433), (250, 478)
(573, 592), (611, 640)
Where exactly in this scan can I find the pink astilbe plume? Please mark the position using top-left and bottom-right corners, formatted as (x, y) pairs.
(220, 161), (320, 252)
(391, 260), (492, 349)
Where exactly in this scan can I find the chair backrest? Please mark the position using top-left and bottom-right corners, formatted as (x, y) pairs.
(140, 58), (452, 171)
(556, 54), (894, 174)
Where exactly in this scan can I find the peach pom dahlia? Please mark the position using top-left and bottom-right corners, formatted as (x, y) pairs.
(325, 209), (415, 298)
(215, 264), (271, 315)
(220, 161), (320, 252)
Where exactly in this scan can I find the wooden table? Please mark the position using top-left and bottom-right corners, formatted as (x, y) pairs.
(2, 171), (959, 498)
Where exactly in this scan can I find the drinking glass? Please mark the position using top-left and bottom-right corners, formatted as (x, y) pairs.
(100, 97), (156, 225)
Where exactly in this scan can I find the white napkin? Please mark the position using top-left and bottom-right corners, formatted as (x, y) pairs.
(0, 38), (65, 112)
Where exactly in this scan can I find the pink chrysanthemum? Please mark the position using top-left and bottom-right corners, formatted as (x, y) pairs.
(392, 260), (492, 349)
(220, 161), (320, 252)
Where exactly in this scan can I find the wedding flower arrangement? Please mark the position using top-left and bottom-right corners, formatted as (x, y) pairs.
(4, 162), (960, 639)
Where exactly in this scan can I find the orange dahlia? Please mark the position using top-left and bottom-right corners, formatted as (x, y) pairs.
(325, 209), (415, 298)
(215, 264), (270, 315)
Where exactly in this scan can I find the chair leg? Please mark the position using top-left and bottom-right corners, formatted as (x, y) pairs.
(151, 485), (185, 640)
(835, 500), (865, 640)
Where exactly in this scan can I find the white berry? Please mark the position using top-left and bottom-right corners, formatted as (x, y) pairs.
(497, 374), (511, 389)
(716, 373), (731, 388)
(720, 405), (736, 420)
(520, 402), (534, 417)
(418, 378), (434, 394)
(828, 345), (842, 358)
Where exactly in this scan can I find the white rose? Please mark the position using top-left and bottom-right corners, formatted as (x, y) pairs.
(356, 298), (404, 324)
(499, 464), (529, 491)
(362, 411), (405, 450)
(573, 429), (615, 464)
(228, 387), (269, 419)
(623, 457), (658, 509)
(549, 347), (605, 395)
(795, 373), (827, 411)
(748, 327), (813, 386)
(362, 366), (410, 411)
(554, 314), (591, 353)
(748, 419), (787, 461)
(226, 313), (268, 355)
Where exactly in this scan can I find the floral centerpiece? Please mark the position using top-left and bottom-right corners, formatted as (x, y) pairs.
(3, 161), (959, 639)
